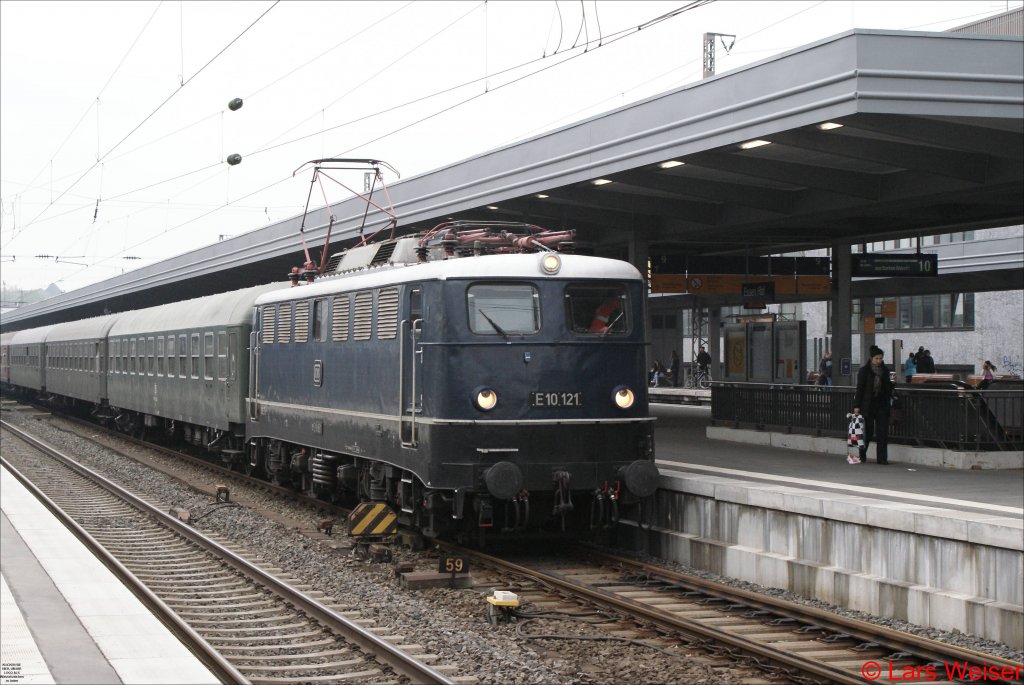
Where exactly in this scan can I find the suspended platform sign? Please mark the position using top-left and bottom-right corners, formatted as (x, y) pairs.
(851, 253), (938, 277)
(650, 256), (831, 296)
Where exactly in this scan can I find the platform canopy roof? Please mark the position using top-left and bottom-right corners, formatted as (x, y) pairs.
(3, 28), (1022, 329)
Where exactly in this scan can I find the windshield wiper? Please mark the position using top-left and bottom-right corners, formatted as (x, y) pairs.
(600, 311), (625, 337)
(479, 309), (512, 342)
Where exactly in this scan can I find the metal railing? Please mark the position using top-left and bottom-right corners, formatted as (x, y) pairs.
(711, 381), (1023, 451)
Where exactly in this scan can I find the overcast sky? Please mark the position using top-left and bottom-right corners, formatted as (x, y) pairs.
(1, 0), (1018, 295)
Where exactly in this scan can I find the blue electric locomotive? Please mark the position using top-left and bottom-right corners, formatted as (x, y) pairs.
(247, 224), (658, 538)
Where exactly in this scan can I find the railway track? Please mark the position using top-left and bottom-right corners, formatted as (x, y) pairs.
(443, 544), (1024, 685)
(1, 419), (456, 685)
(5, 404), (1022, 683)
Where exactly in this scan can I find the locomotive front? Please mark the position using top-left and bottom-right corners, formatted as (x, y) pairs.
(410, 251), (658, 536)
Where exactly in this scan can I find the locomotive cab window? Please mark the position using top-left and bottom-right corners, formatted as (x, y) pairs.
(566, 284), (629, 336)
(467, 284), (540, 337)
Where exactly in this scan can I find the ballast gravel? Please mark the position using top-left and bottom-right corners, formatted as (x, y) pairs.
(3, 409), (1021, 684)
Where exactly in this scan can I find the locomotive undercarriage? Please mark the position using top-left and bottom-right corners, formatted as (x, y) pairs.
(242, 435), (650, 543)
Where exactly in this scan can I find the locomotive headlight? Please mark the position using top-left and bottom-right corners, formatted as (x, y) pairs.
(612, 385), (635, 410)
(473, 386), (498, 411)
(539, 253), (561, 275)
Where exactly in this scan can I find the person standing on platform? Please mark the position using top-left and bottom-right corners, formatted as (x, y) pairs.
(980, 360), (997, 389)
(903, 352), (917, 384)
(817, 350), (833, 386)
(670, 350), (680, 388)
(852, 345), (894, 465)
(918, 349), (936, 374)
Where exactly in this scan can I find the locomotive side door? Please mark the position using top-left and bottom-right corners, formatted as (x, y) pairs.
(400, 286), (422, 447)
(248, 324), (260, 422)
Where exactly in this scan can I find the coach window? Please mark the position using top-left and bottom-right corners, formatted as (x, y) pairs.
(166, 336), (175, 377)
(313, 299), (327, 342)
(147, 337), (155, 375)
(467, 284), (540, 337)
(190, 334), (200, 378)
(156, 337), (165, 376)
(111, 339), (118, 374)
(204, 332), (215, 380)
(178, 335), (187, 377)
(228, 332), (238, 379)
(130, 339), (137, 374)
(122, 339), (129, 374)
(217, 331), (228, 380)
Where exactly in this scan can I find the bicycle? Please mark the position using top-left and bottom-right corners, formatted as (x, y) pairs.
(687, 364), (712, 389)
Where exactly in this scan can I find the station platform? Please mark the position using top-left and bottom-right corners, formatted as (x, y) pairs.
(0, 466), (220, 685)
(640, 404), (1024, 649)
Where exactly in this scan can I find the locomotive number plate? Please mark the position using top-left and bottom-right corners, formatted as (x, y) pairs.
(529, 391), (583, 407)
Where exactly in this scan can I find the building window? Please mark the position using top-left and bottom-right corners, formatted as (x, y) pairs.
(827, 293), (974, 332)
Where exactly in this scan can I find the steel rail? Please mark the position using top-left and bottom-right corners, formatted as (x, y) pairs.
(0, 453), (248, 685)
(592, 548), (1024, 676)
(439, 542), (863, 685)
(1, 419), (454, 685)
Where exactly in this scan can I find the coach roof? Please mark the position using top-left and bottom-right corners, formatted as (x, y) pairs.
(45, 314), (121, 343)
(110, 282), (288, 336)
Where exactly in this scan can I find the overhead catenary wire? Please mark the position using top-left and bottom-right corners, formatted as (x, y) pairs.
(20, 1), (706, 245)
(52, 2), (714, 284)
(14, 1), (280, 237)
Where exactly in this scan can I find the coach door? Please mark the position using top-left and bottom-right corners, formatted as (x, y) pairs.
(400, 286), (422, 447)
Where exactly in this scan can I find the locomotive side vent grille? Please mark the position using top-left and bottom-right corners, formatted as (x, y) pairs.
(353, 292), (373, 341)
(332, 296), (350, 341)
(294, 301), (310, 343)
(277, 304), (292, 344)
(377, 288), (399, 340)
(261, 307), (275, 344)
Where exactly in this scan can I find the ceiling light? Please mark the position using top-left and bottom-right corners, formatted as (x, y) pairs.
(591, 178), (613, 186)
(486, 205), (499, 210)
(739, 139), (771, 150)
(536, 194), (549, 199)
(659, 160), (685, 169)
(817, 122), (843, 130)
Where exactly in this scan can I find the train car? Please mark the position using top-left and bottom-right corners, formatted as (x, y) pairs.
(107, 283), (287, 450)
(9, 325), (57, 393)
(1, 331), (13, 389)
(248, 228), (658, 538)
(43, 314), (120, 411)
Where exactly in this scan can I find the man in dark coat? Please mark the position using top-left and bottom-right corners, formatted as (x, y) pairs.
(852, 345), (894, 464)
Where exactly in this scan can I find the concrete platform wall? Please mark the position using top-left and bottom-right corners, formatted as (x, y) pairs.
(628, 472), (1024, 648)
